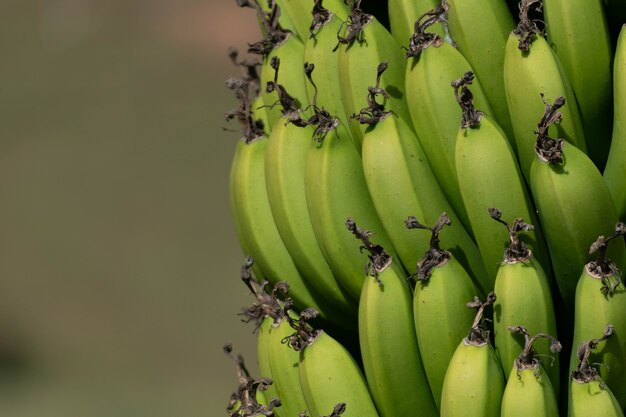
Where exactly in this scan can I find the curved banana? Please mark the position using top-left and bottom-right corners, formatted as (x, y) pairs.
(405, 213), (477, 410)
(346, 219), (438, 417)
(445, 0), (516, 142)
(503, 0), (587, 181)
(452, 72), (550, 289)
(304, 1), (355, 138)
(568, 224), (626, 409)
(356, 62), (488, 290)
(335, 0), (411, 148)
(387, 0), (439, 46)
(569, 326), (624, 417)
(404, 3), (493, 233)
(489, 208), (559, 395)
(226, 76), (341, 324)
(264, 70), (357, 320)
(283, 305), (380, 417)
(604, 25), (626, 222)
(543, 0), (613, 170)
(529, 96), (626, 313)
(303, 99), (396, 301)
(500, 327), (561, 417)
(249, 2), (310, 129)
(440, 292), (506, 417)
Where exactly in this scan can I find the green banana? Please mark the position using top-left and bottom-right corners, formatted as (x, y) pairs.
(503, 0), (587, 181)
(405, 213), (477, 410)
(304, 1), (355, 140)
(568, 224), (626, 409)
(356, 62), (488, 290)
(543, 0), (613, 170)
(404, 3), (494, 233)
(452, 72), (550, 289)
(278, 0), (349, 41)
(264, 65), (357, 320)
(226, 76), (339, 323)
(335, 0), (411, 148)
(249, 2), (309, 129)
(347, 219), (438, 417)
(440, 292), (506, 417)
(445, 0), (516, 142)
(302, 86), (396, 301)
(500, 327), (561, 417)
(604, 24), (626, 221)
(529, 96), (625, 313)
(284, 305), (380, 417)
(489, 209), (559, 395)
(387, 0), (439, 46)
(568, 326), (625, 417)
(224, 343), (282, 417)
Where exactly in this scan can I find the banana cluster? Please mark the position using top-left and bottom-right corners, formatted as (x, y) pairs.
(224, 0), (626, 416)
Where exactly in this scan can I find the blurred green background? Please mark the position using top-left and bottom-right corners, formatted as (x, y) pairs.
(0, 1), (261, 416)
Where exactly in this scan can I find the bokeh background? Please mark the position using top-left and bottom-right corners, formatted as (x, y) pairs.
(0, 1), (262, 416)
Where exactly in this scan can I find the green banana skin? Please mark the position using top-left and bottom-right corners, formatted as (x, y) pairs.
(503, 9), (587, 182)
(304, 7), (355, 140)
(445, 0), (516, 143)
(356, 248), (437, 417)
(494, 260), (559, 395)
(387, 0), (439, 46)
(501, 365), (559, 417)
(604, 25), (626, 222)
(568, 228), (626, 409)
(405, 21), (494, 234)
(359, 103), (487, 291)
(408, 215), (477, 411)
(304, 120), (396, 301)
(230, 137), (342, 323)
(299, 330), (380, 417)
(257, 316), (280, 413)
(268, 316), (309, 417)
(259, 33), (310, 129)
(568, 379), (625, 417)
(265, 119), (357, 319)
(279, 0), (349, 41)
(530, 142), (625, 312)
(336, 7), (411, 148)
(454, 90), (549, 290)
(543, 0), (613, 170)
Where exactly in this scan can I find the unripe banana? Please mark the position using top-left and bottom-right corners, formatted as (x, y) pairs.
(404, 4), (493, 234)
(543, 0), (613, 170)
(278, 0), (349, 41)
(568, 224), (626, 409)
(302, 92), (396, 301)
(440, 293), (505, 417)
(452, 72), (550, 289)
(346, 219), (438, 417)
(356, 62), (488, 290)
(568, 326), (625, 417)
(335, 0), (411, 148)
(405, 213), (477, 410)
(604, 25), (626, 221)
(445, 0), (516, 142)
(503, 0), (587, 181)
(304, 1), (355, 139)
(387, 0), (439, 46)
(264, 68), (357, 320)
(500, 327), (561, 417)
(250, 3), (309, 129)
(529, 96), (625, 313)
(226, 76), (341, 324)
(283, 305), (380, 417)
(489, 209), (559, 395)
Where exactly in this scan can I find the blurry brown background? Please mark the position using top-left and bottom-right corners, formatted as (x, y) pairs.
(0, 1), (262, 415)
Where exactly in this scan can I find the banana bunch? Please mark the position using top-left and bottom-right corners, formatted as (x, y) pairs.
(223, 0), (626, 415)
